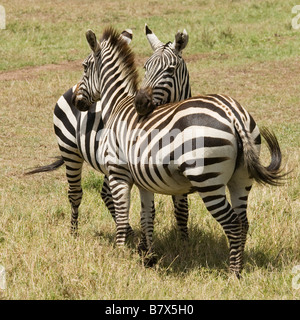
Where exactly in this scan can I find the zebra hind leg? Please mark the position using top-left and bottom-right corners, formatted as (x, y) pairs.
(65, 161), (83, 236)
(199, 187), (244, 278)
(100, 175), (134, 238)
(172, 194), (189, 240)
(227, 165), (253, 264)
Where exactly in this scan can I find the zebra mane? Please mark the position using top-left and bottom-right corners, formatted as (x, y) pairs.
(100, 27), (139, 94)
(155, 42), (173, 53)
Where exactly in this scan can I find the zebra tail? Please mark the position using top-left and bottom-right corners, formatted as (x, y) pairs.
(25, 156), (64, 175)
(239, 126), (287, 186)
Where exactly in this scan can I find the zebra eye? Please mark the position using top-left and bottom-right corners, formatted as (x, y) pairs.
(165, 67), (175, 74)
(82, 63), (88, 73)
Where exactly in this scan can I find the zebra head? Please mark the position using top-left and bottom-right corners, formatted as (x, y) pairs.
(134, 24), (191, 116)
(72, 28), (133, 112)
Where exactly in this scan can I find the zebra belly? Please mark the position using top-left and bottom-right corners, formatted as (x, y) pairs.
(130, 163), (193, 195)
(130, 154), (236, 195)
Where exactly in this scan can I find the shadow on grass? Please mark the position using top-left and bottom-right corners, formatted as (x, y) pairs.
(153, 225), (229, 275)
(154, 227), (289, 276)
(92, 225), (282, 276)
(93, 225), (230, 274)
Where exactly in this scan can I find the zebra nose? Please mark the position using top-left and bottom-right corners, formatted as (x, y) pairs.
(73, 95), (90, 112)
(134, 88), (155, 116)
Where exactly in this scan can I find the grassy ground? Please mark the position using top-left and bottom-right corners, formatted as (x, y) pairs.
(0, 0), (299, 299)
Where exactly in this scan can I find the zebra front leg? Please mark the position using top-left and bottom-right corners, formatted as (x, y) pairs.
(172, 194), (189, 240)
(100, 175), (134, 238)
(100, 176), (116, 220)
(108, 174), (132, 246)
(138, 188), (157, 267)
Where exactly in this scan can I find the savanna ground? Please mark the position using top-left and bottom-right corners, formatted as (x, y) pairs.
(0, 0), (299, 300)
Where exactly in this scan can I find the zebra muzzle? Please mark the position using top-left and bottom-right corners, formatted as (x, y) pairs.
(72, 93), (90, 112)
(134, 88), (155, 116)
(71, 83), (90, 112)
(74, 98), (90, 112)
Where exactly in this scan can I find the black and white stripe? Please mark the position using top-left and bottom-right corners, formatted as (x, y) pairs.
(72, 27), (285, 277)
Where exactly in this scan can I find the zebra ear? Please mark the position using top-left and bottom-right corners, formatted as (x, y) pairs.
(120, 29), (133, 45)
(172, 29), (189, 53)
(145, 23), (163, 51)
(86, 29), (100, 53)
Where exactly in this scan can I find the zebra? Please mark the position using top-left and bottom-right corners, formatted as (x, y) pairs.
(27, 29), (135, 236)
(134, 24), (191, 116)
(135, 24), (192, 242)
(72, 26), (285, 277)
(27, 26), (192, 240)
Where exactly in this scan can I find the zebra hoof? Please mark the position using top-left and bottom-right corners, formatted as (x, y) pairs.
(71, 230), (79, 238)
(143, 253), (158, 268)
(137, 242), (158, 267)
(126, 226), (135, 238)
(180, 232), (189, 241)
(137, 241), (148, 256)
(230, 268), (242, 279)
(70, 224), (79, 238)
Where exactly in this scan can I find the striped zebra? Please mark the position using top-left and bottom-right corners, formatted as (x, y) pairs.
(72, 27), (285, 277)
(28, 29), (135, 236)
(27, 26), (192, 240)
(134, 25), (192, 243)
(136, 24), (192, 243)
(135, 24), (191, 116)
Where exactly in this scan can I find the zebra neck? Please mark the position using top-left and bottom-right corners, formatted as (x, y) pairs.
(102, 94), (135, 127)
(99, 66), (136, 123)
(178, 64), (191, 101)
(95, 31), (138, 123)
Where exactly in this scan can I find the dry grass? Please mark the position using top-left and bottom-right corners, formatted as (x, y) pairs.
(0, 0), (299, 300)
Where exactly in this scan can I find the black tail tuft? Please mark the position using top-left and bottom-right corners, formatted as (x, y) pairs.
(25, 156), (64, 175)
(244, 127), (288, 186)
